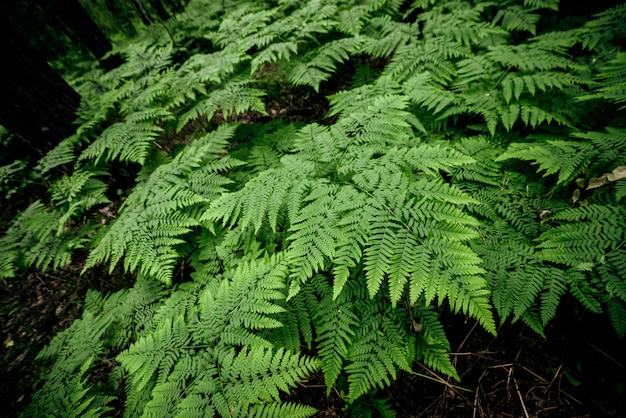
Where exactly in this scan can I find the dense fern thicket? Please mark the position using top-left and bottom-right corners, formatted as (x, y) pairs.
(1, 0), (626, 416)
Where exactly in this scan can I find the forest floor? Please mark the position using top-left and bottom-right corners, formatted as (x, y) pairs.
(1, 261), (625, 417)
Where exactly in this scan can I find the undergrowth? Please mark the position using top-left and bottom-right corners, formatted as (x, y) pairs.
(1, 0), (625, 416)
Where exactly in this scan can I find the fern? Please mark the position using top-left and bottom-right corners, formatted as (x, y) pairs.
(607, 299), (626, 338)
(523, 0), (559, 10)
(35, 137), (80, 174)
(494, 5), (540, 35)
(313, 278), (360, 391)
(22, 276), (166, 417)
(15, 0), (626, 415)
(344, 298), (413, 401)
(288, 37), (365, 91)
(79, 120), (165, 165)
(22, 358), (115, 418)
(0, 201), (89, 278)
(578, 3), (626, 50)
(119, 256), (319, 417)
(497, 140), (595, 184)
(85, 125), (243, 284)
(538, 205), (626, 267)
(177, 78), (267, 131)
(416, 306), (458, 379)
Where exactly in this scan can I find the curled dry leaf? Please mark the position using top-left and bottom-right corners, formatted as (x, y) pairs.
(586, 166), (626, 190)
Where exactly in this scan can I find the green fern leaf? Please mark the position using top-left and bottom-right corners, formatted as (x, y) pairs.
(86, 126), (240, 284)
(540, 269), (569, 325)
(79, 120), (163, 165)
(607, 299), (626, 338)
(497, 140), (594, 184)
(346, 308), (411, 401)
(416, 306), (459, 380)
(248, 402), (318, 418)
(494, 5), (539, 35)
(250, 42), (298, 75)
(314, 291), (359, 392)
(288, 37), (365, 91)
(36, 136), (79, 174)
(178, 78), (267, 131)
(524, 0), (559, 10)
(118, 316), (190, 391)
(218, 347), (320, 415)
(538, 205), (626, 267)
(569, 271), (603, 313)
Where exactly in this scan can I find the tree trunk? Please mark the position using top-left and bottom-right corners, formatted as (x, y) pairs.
(105, 0), (137, 37)
(164, 0), (184, 13)
(0, 22), (81, 158)
(0, 0), (120, 70)
(55, 0), (123, 69)
(130, 0), (155, 26)
(148, 0), (171, 21)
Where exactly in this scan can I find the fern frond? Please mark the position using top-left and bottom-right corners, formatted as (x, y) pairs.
(487, 45), (575, 72)
(538, 269), (569, 325)
(287, 182), (347, 290)
(250, 41), (298, 75)
(361, 16), (417, 58)
(118, 316), (190, 391)
(273, 280), (318, 350)
(568, 270), (603, 313)
(180, 50), (246, 86)
(599, 250), (626, 301)
(571, 128), (626, 174)
(0, 200), (86, 277)
(36, 136), (79, 174)
(288, 37), (365, 91)
(501, 72), (583, 103)
(538, 205), (626, 266)
(386, 38), (464, 83)
(420, 3), (501, 46)
(494, 5), (540, 35)
(607, 298), (626, 338)
(86, 126), (240, 284)
(178, 78), (266, 131)
(112, 256), (318, 416)
(211, 6), (278, 49)
(578, 3), (626, 50)
(205, 168), (306, 234)
(22, 358), (115, 418)
(416, 306), (459, 379)
(218, 347), (320, 414)
(519, 103), (572, 128)
(404, 143), (476, 175)
(49, 167), (109, 213)
(336, 6), (371, 36)
(524, 0), (558, 10)
(314, 289), (359, 391)
(452, 136), (502, 186)
(497, 140), (595, 184)
(404, 72), (461, 115)
(345, 302), (411, 401)
(248, 401), (318, 418)
(79, 120), (163, 165)
(336, 100), (418, 163)
(578, 52), (626, 108)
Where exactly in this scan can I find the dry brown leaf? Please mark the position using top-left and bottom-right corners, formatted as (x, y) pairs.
(586, 175), (609, 190)
(612, 166), (626, 180)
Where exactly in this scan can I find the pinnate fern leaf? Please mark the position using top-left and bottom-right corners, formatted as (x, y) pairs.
(85, 126), (241, 284)
(497, 140), (594, 184)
